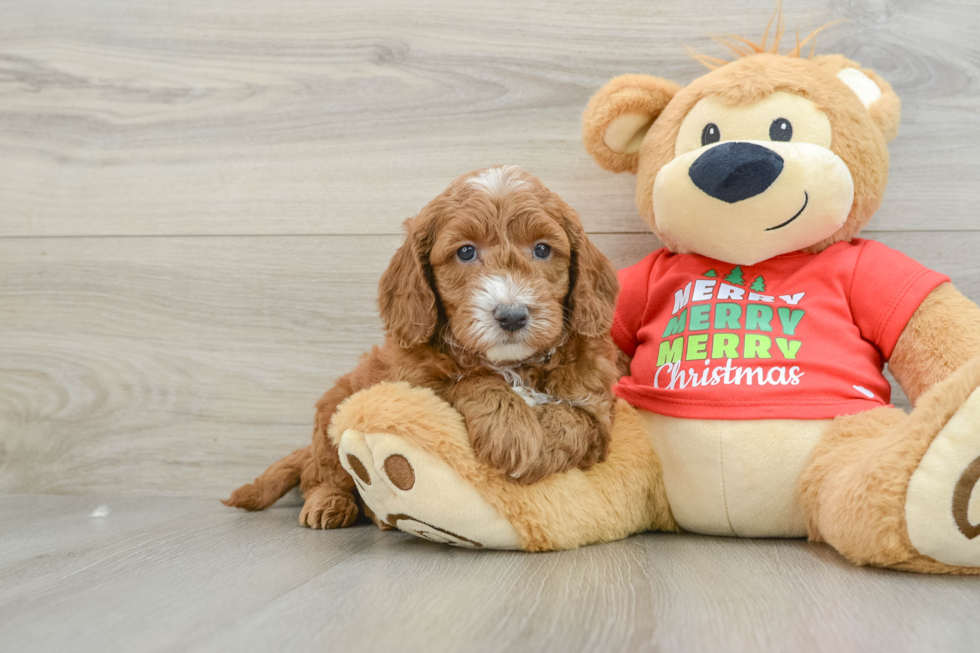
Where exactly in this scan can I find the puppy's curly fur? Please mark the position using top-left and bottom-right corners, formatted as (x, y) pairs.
(224, 166), (620, 529)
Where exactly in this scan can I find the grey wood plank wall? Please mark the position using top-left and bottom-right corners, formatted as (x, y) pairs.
(2, 0), (978, 497)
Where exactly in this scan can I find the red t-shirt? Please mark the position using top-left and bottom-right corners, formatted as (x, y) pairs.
(612, 239), (948, 420)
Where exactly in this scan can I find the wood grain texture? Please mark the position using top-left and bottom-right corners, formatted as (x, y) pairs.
(0, 495), (978, 653)
(1, 231), (978, 496)
(1, 1), (979, 495)
(0, 233), (656, 495)
(0, 0), (978, 236)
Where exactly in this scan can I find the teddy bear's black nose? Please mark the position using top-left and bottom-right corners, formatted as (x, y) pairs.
(688, 142), (784, 203)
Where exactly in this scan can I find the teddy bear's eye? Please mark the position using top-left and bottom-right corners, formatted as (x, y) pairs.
(701, 123), (721, 146)
(769, 118), (793, 142)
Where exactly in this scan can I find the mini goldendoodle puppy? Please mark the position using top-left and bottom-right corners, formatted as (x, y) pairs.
(225, 166), (620, 529)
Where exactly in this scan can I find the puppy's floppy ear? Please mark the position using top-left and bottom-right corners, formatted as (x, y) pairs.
(561, 204), (620, 339)
(582, 74), (681, 174)
(378, 213), (440, 348)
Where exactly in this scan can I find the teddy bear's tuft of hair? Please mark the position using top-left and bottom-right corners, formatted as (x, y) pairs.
(688, 1), (844, 70)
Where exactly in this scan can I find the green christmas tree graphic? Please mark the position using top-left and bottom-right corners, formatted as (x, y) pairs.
(704, 269), (717, 277)
(749, 275), (766, 292)
(723, 265), (745, 285)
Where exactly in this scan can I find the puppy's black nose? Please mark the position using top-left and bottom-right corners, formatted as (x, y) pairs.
(688, 142), (784, 203)
(494, 304), (529, 332)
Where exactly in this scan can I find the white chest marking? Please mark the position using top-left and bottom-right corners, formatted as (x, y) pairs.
(510, 384), (556, 407)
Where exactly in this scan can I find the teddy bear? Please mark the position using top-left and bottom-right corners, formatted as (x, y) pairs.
(324, 15), (980, 574)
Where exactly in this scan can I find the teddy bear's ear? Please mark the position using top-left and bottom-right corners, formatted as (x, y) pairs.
(831, 64), (902, 143)
(582, 74), (681, 174)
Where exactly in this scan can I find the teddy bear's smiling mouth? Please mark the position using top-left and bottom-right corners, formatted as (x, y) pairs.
(765, 191), (809, 231)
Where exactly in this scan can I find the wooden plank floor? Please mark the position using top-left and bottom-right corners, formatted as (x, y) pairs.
(2, 0), (979, 495)
(0, 494), (978, 653)
(4, 230), (976, 495)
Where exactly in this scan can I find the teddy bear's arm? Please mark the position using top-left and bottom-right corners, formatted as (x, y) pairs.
(889, 282), (980, 404)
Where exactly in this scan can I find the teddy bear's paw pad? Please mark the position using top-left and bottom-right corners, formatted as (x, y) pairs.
(906, 387), (980, 567)
(338, 429), (521, 549)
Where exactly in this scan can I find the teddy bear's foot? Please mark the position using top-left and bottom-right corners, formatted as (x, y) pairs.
(905, 386), (980, 568)
(328, 382), (676, 551)
(336, 427), (522, 548)
(802, 357), (980, 574)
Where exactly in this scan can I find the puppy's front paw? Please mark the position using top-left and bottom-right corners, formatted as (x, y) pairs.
(535, 402), (608, 474)
(466, 395), (551, 484)
(299, 486), (359, 529)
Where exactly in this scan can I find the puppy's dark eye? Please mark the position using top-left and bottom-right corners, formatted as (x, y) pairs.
(770, 118), (793, 141)
(533, 243), (551, 260)
(456, 245), (477, 262)
(701, 123), (720, 146)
